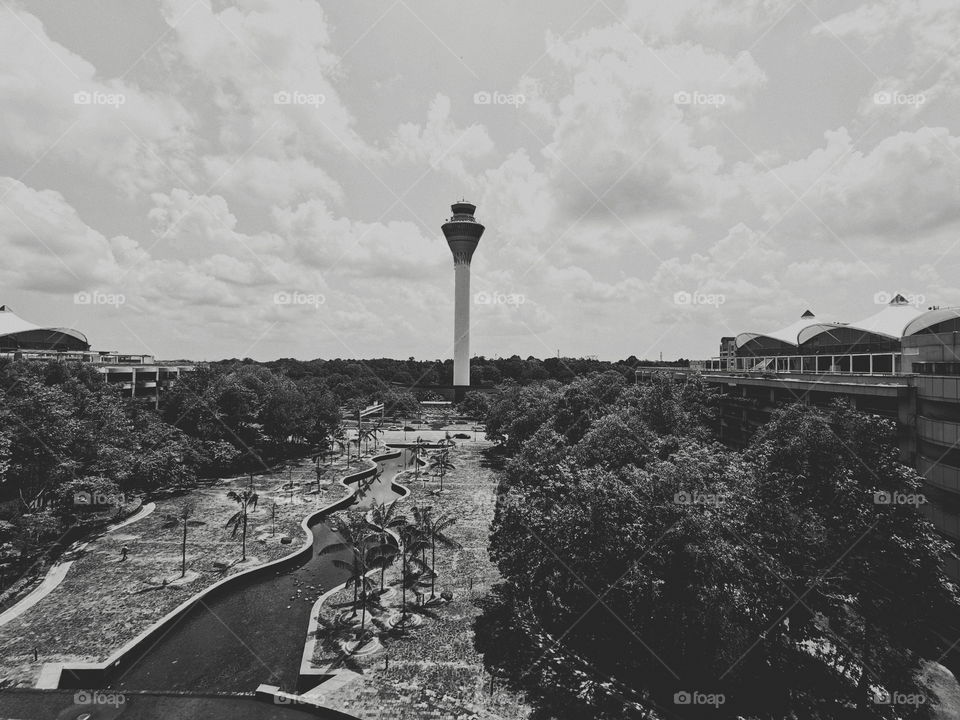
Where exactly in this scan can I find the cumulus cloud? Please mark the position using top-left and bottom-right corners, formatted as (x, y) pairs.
(0, 5), (195, 195)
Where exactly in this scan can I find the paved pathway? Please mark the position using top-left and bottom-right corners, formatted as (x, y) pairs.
(0, 503), (156, 629)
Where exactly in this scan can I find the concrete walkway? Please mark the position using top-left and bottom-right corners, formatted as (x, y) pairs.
(0, 502), (156, 628)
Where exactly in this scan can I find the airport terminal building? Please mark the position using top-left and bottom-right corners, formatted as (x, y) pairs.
(644, 294), (960, 580)
(0, 305), (192, 405)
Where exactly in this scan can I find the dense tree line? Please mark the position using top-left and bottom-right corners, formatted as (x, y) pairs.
(226, 355), (688, 401)
(476, 372), (958, 719)
(159, 363), (342, 474)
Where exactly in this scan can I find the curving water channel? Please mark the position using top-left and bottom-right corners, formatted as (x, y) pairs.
(102, 449), (412, 693)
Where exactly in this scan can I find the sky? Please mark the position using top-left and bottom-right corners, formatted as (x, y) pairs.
(1, 0), (959, 362)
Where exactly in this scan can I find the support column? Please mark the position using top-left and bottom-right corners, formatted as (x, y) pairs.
(453, 259), (471, 387)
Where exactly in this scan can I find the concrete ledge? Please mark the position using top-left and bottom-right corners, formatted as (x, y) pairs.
(254, 683), (362, 719)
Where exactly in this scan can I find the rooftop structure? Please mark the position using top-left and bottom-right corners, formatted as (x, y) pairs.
(0, 305), (88, 352)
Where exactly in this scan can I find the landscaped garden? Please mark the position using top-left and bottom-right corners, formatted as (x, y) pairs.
(310, 434), (530, 720)
(0, 452), (355, 688)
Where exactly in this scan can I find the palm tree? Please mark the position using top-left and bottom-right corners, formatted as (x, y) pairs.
(225, 489), (259, 561)
(421, 511), (460, 599)
(428, 447), (455, 491)
(395, 518), (429, 623)
(162, 502), (200, 578)
(410, 438), (429, 484)
(320, 519), (371, 618)
(368, 500), (402, 591)
(334, 542), (376, 631)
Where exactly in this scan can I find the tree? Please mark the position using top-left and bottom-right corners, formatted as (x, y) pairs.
(162, 501), (200, 578)
(419, 508), (459, 599)
(225, 489), (258, 561)
(395, 517), (429, 623)
(428, 447), (455, 491)
(321, 516), (372, 619)
(484, 381), (561, 450)
(479, 395), (960, 719)
(458, 391), (490, 419)
(368, 500), (402, 592)
(409, 438), (429, 484)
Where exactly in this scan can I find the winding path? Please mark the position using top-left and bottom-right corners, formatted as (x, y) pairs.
(0, 502), (156, 629)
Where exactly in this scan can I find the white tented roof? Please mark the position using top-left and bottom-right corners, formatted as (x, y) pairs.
(798, 295), (927, 344)
(0, 305), (88, 345)
(735, 310), (823, 350)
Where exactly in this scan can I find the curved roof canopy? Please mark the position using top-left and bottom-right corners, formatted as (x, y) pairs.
(903, 307), (960, 337)
(735, 310), (823, 350)
(0, 305), (89, 350)
(798, 295), (927, 345)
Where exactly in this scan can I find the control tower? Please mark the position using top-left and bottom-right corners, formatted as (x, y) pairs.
(441, 201), (484, 393)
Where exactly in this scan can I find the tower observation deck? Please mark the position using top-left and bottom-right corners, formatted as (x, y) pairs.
(441, 201), (484, 391)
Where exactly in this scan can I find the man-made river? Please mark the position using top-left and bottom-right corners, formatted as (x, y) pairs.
(106, 450), (409, 693)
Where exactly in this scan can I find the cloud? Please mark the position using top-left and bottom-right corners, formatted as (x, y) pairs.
(0, 5), (195, 194)
(748, 126), (960, 241)
(815, 1), (960, 112)
(0, 178), (123, 292)
(387, 94), (495, 182)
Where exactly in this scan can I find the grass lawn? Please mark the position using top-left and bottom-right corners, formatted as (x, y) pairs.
(313, 436), (530, 720)
(0, 452), (357, 688)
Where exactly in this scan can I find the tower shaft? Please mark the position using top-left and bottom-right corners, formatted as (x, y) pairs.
(453, 260), (471, 386)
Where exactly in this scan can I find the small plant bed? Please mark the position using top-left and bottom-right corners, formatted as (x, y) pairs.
(0, 453), (356, 688)
(312, 441), (530, 720)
